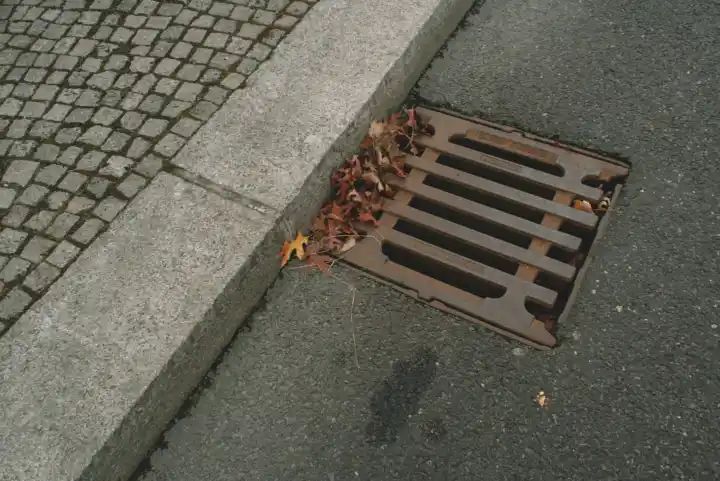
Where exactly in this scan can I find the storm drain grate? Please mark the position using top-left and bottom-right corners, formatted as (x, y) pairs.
(343, 107), (629, 348)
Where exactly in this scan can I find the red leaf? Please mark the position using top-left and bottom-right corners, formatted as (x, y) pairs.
(358, 211), (378, 226)
(306, 254), (333, 274)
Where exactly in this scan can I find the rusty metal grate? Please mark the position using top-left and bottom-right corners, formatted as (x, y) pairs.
(343, 107), (629, 348)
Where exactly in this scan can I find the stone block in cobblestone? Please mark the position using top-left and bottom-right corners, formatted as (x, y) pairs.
(0, 98), (23, 116)
(0, 140), (10, 157)
(51, 37), (76, 55)
(160, 25), (184, 41)
(226, 36), (251, 55)
(29, 120), (61, 139)
(66, 196), (96, 215)
(135, 0), (158, 15)
(80, 10), (101, 24)
(154, 133), (185, 157)
(102, 131), (131, 152)
(5, 68), (28, 83)
(0, 188), (16, 210)
(87, 71), (117, 90)
(191, 14), (214, 28)
(24, 68), (47, 83)
(76, 151), (106, 171)
(199, 68), (222, 84)
(238, 23), (265, 39)
(190, 47), (213, 65)
(183, 28), (207, 44)
(34, 53), (58, 68)
(170, 117), (202, 138)
(286, 1), (309, 15)
(121, 92), (145, 111)
(0, 257), (31, 283)
(189, 100), (218, 120)
(110, 27), (133, 43)
(138, 118), (168, 137)
(93, 197), (127, 222)
(133, 73), (158, 94)
(221, 72), (245, 90)
(99, 155), (133, 178)
(2, 205), (30, 228)
(120, 111), (145, 130)
(65, 107), (94, 124)
(161, 99), (191, 118)
(17, 184), (50, 207)
(70, 38), (97, 57)
(47, 191), (70, 210)
(3, 160), (39, 187)
(55, 127), (82, 144)
(154, 58), (180, 76)
(76, 89), (102, 107)
(9, 140), (38, 157)
(130, 56), (156, 73)
(274, 14), (298, 29)
(46, 240), (80, 268)
(20, 235), (56, 263)
(35, 164), (67, 186)
(46, 212), (80, 239)
(252, 9), (275, 25)
(117, 173), (147, 199)
(7, 119), (32, 138)
(230, 5), (253, 20)
(71, 218), (105, 244)
(32, 85), (60, 101)
(139, 94), (164, 113)
(68, 71), (92, 87)
(105, 54), (129, 71)
(126, 138), (151, 159)
(33, 144), (60, 162)
(0, 287), (32, 320)
(204, 85), (228, 104)
(58, 172), (88, 193)
(57, 146), (83, 166)
(91, 107), (122, 126)
(23, 262), (61, 293)
(146, 16), (171, 30)
(170, 41), (193, 59)
(155, 78), (179, 95)
(78, 125), (112, 146)
(134, 153), (163, 178)
(177, 63), (204, 81)
(236, 57), (259, 75)
(213, 18), (237, 33)
(81, 57), (103, 73)
(86, 178), (111, 199)
(43, 103), (71, 121)
(248, 42), (272, 61)
(115, 73), (138, 90)
(210, 52), (240, 69)
(0, 229), (28, 254)
(204, 32), (228, 49)
(158, 2), (183, 16)
(133, 28), (159, 45)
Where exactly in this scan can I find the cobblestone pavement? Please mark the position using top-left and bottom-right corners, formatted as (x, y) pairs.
(0, 0), (314, 334)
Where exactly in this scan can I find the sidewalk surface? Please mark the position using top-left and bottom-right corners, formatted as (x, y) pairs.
(135, 0), (720, 480)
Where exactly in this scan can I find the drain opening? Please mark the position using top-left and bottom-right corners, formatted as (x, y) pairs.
(381, 243), (507, 299)
(393, 219), (520, 275)
(436, 154), (557, 200)
(423, 175), (545, 224)
(408, 196), (533, 248)
(449, 134), (565, 177)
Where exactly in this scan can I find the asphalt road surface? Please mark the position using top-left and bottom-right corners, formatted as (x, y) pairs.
(135, 0), (720, 480)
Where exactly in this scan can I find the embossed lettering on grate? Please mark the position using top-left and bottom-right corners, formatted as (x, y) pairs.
(343, 108), (629, 348)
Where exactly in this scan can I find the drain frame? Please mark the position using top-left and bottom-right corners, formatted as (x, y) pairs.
(341, 107), (629, 348)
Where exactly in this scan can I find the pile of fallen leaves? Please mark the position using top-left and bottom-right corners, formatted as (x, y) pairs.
(280, 107), (433, 272)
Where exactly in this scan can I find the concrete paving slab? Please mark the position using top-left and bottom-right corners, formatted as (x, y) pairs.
(0, 173), (279, 481)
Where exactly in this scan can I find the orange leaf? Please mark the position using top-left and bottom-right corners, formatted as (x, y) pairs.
(572, 199), (593, 213)
(306, 254), (333, 274)
(279, 232), (308, 266)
